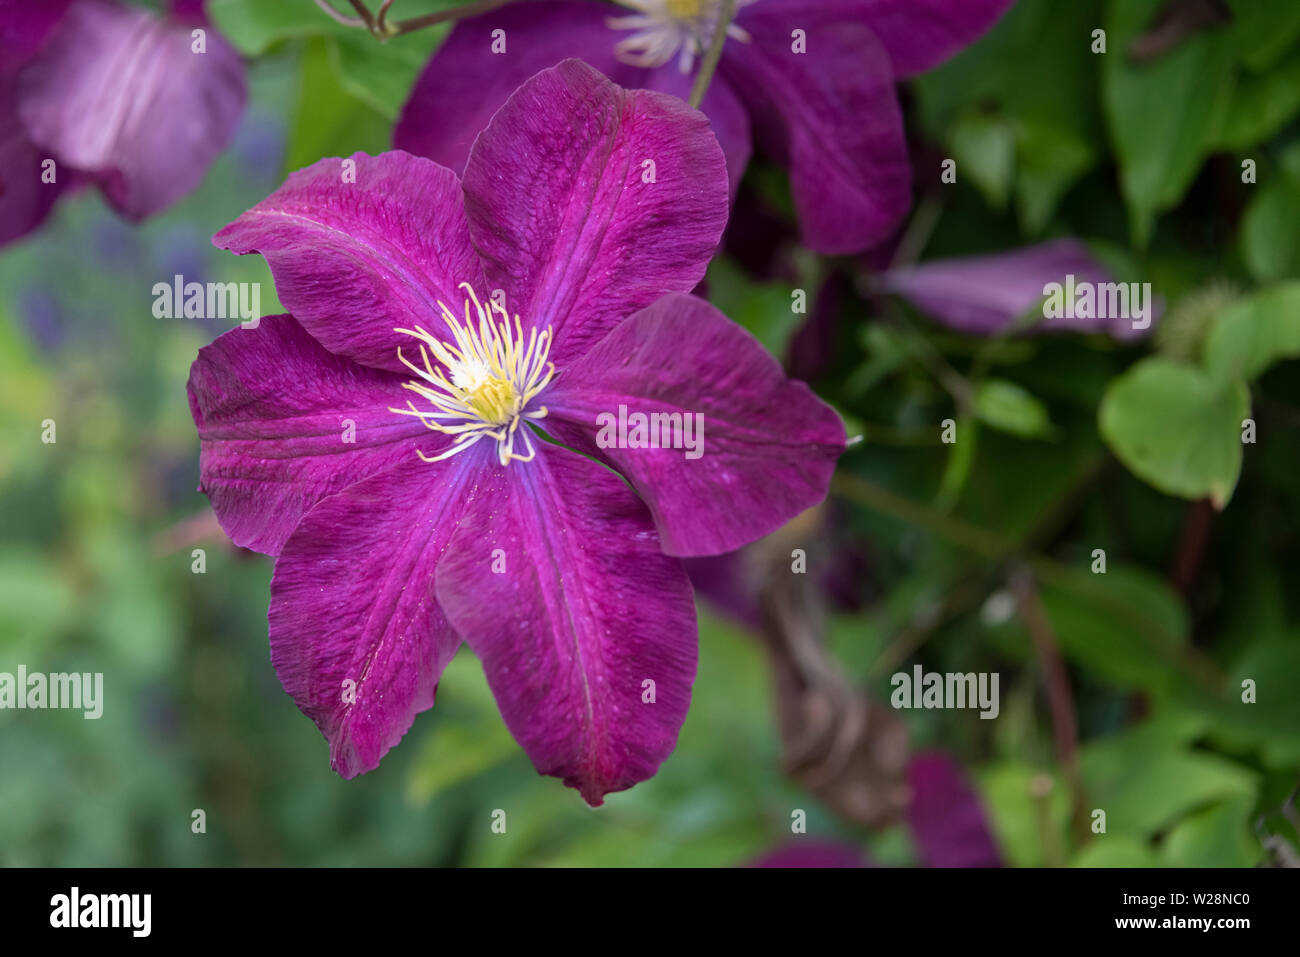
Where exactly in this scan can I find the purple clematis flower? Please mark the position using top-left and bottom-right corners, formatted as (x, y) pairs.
(0, 0), (245, 246)
(394, 0), (1015, 256)
(187, 60), (845, 804)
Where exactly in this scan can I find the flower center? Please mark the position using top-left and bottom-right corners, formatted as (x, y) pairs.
(665, 0), (704, 17)
(607, 0), (754, 73)
(390, 283), (555, 466)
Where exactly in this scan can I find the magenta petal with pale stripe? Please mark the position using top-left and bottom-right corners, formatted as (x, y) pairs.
(434, 443), (697, 805)
(213, 151), (484, 373)
(269, 455), (479, 778)
(186, 314), (434, 556)
(17, 0), (245, 220)
(193, 64), (839, 798)
(462, 58), (728, 367)
(546, 293), (845, 556)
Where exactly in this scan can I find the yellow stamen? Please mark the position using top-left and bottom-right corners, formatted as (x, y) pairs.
(390, 283), (555, 467)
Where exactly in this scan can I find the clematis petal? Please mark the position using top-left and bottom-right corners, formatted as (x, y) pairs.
(876, 239), (1157, 339)
(396, 1), (632, 175)
(906, 751), (1003, 868)
(394, 1), (751, 196)
(723, 2), (910, 254)
(17, 0), (245, 220)
(750, 840), (871, 868)
(806, 0), (1016, 78)
(213, 151), (483, 373)
(187, 314), (435, 556)
(640, 64), (751, 198)
(0, 81), (68, 246)
(462, 59), (728, 367)
(268, 454), (481, 778)
(0, 0), (74, 70)
(545, 293), (845, 557)
(434, 442), (697, 805)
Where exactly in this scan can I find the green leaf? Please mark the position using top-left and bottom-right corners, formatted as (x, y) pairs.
(1080, 723), (1257, 838)
(1198, 635), (1300, 769)
(1214, 55), (1300, 149)
(1099, 357), (1248, 507)
(1203, 282), (1300, 382)
(916, 0), (1102, 230)
(704, 257), (803, 357)
(949, 111), (1016, 210)
(1071, 836), (1161, 867)
(1242, 182), (1300, 282)
(1225, 0), (1300, 71)
(1012, 119), (1097, 234)
(327, 26), (450, 120)
(208, 0), (354, 54)
(973, 379), (1053, 438)
(977, 764), (1069, 868)
(1160, 795), (1259, 867)
(1102, 0), (1235, 245)
(286, 38), (391, 174)
(1040, 564), (1189, 692)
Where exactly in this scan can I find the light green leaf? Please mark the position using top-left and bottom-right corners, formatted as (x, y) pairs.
(327, 27), (450, 120)
(1160, 795), (1259, 867)
(1099, 357), (1248, 507)
(1071, 836), (1161, 867)
(208, 0), (354, 54)
(287, 38), (391, 173)
(1081, 724), (1257, 838)
(949, 111), (1016, 210)
(1242, 182), (1300, 282)
(973, 379), (1053, 439)
(1204, 282), (1300, 382)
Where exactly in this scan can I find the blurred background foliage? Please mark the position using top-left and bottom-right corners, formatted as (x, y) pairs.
(1, 0), (1298, 866)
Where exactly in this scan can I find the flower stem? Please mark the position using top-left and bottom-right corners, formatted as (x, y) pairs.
(313, 0), (366, 27)
(388, 0), (524, 36)
(688, 0), (736, 109)
(314, 0), (530, 39)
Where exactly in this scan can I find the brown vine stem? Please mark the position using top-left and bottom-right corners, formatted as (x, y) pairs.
(1010, 565), (1089, 846)
(830, 471), (1225, 690)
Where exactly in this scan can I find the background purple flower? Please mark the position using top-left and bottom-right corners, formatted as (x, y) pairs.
(394, 0), (1014, 255)
(906, 751), (1002, 867)
(188, 60), (844, 804)
(0, 0), (245, 246)
(876, 239), (1161, 339)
